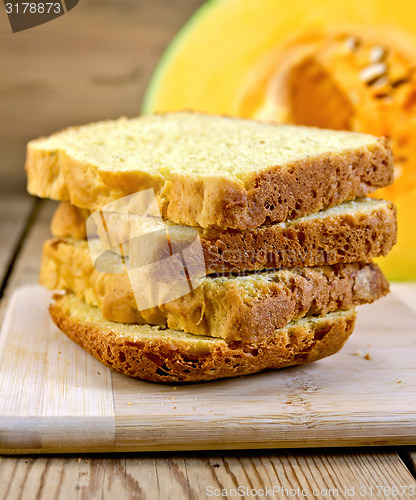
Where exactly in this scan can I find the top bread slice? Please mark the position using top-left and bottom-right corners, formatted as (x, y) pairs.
(26, 112), (393, 230)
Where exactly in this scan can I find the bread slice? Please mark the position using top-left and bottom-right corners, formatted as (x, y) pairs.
(50, 292), (357, 383)
(51, 201), (89, 240)
(26, 112), (393, 230)
(40, 236), (387, 340)
(50, 197), (397, 273)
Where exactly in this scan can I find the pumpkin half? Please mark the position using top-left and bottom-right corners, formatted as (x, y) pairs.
(142, 0), (416, 280)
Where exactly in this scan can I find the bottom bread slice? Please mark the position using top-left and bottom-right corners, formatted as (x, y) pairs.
(50, 293), (357, 383)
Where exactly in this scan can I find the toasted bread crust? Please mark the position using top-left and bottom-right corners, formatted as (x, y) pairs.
(40, 237), (388, 341)
(200, 199), (397, 272)
(26, 113), (393, 230)
(50, 198), (397, 273)
(49, 293), (356, 383)
(162, 141), (393, 229)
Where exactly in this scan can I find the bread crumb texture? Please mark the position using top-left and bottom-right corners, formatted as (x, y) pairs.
(50, 197), (397, 273)
(26, 112), (393, 229)
(41, 236), (388, 341)
(50, 293), (357, 383)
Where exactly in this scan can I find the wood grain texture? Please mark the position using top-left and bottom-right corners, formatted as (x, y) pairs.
(0, 201), (56, 299)
(391, 283), (416, 314)
(0, 287), (114, 454)
(0, 195), (33, 285)
(0, 0), (205, 193)
(0, 451), (415, 500)
(1, 283), (416, 453)
(390, 281), (416, 467)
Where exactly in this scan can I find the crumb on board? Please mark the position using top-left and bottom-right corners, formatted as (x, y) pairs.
(352, 350), (372, 360)
(387, 378), (405, 385)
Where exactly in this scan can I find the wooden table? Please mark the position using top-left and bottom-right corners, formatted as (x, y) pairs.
(0, 197), (414, 499)
(1, 1), (416, 498)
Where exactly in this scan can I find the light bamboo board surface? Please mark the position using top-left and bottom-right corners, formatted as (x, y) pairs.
(0, 284), (415, 454)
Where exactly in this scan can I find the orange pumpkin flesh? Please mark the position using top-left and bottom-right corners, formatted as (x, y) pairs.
(143, 0), (416, 280)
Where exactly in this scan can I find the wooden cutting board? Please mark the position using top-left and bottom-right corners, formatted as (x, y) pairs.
(0, 284), (415, 454)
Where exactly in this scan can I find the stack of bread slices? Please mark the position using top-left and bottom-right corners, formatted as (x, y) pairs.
(26, 112), (397, 383)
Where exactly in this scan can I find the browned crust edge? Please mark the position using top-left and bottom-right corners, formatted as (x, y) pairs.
(49, 294), (357, 383)
(163, 138), (393, 229)
(49, 199), (397, 273)
(202, 199), (397, 273)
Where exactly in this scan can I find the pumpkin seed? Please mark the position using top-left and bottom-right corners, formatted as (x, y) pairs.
(369, 46), (386, 63)
(359, 63), (387, 85)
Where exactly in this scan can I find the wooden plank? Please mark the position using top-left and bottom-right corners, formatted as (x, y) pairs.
(1, 201), (56, 297)
(0, 200), (115, 453)
(0, 199), (56, 326)
(0, 451), (414, 500)
(1, 284), (416, 453)
(383, 284), (416, 470)
(391, 283), (416, 314)
(0, 195), (33, 285)
(0, 287), (114, 454)
(0, 0), (205, 192)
